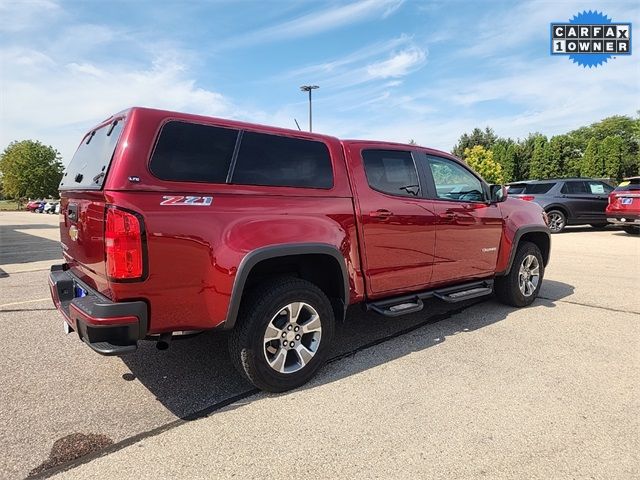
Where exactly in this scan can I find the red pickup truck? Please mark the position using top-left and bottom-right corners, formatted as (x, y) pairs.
(49, 107), (550, 391)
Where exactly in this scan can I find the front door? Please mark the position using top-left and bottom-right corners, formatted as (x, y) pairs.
(560, 180), (612, 221)
(347, 147), (437, 297)
(421, 155), (504, 285)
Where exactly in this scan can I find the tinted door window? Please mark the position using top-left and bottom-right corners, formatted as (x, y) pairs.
(362, 150), (420, 197)
(561, 181), (588, 194)
(150, 121), (238, 183)
(232, 132), (333, 188)
(428, 156), (484, 202)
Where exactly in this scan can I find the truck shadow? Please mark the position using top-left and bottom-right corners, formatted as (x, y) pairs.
(120, 279), (574, 420)
(0, 223), (61, 270)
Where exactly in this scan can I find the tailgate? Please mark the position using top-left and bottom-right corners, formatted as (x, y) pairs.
(60, 192), (109, 291)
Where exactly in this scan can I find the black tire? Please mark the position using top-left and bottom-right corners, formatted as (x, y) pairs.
(495, 241), (544, 307)
(546, 209), (566, 233)
(622, 226), (639, 235)
(229, 277), (335, 392)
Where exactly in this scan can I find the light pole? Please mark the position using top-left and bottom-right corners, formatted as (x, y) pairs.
(300, 85), (319, 132)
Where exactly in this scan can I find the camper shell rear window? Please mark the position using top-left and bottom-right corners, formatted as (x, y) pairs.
(59, 120), (124, 190)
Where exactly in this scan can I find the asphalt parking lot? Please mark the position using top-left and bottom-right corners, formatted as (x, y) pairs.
(0, 211), (638, 479)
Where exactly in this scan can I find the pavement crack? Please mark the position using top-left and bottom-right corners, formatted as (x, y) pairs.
(538, 296), (639, 315)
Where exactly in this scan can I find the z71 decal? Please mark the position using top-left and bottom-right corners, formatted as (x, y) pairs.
(160, 196), (213, 206)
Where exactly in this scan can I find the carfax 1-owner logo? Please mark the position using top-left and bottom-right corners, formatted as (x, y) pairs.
(551, 11), (632, 67)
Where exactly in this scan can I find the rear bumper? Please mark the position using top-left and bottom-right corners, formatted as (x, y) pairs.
(48, 264), (148, 355)
(606, 214), (640, 226)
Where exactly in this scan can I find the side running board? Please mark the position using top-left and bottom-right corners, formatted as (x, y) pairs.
(366, 280), (493, 318)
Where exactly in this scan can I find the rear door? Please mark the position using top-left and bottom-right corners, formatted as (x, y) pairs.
(59, 118), (125, 291)
(420, 154), (504, 285)
(346, 146), (437, 296)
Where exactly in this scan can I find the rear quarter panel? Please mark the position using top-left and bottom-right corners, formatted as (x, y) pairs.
(107, 191), (362, 332)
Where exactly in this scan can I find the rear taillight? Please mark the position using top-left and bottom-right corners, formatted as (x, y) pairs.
(105, 207), (145, 280)
(520, 195), (536, 201)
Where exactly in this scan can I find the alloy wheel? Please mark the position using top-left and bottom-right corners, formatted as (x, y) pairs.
(518, 254), (540, 297)
(263, 302), (322, 374)
(547, 212), (565, 233)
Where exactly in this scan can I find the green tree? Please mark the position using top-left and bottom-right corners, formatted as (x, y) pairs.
(463, 145), (504, 184)
(528, 136), (548, 179)
(569, 115), (640, 177)
(491, 139), (521, 183)
(452, 127), (497, 158)
(599, 135), (625, 181)
(543, 134), (580, 179)
(580, 138), (600, 177)
(0, 140), (63, 201)
(514, 133), (546, 181)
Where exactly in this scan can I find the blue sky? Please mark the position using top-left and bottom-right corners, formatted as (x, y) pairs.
(1, 0), (638, 162)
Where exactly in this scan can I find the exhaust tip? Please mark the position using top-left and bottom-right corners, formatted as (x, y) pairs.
(156, 333), (172, 351)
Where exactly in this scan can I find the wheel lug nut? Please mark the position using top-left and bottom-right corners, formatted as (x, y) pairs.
(281, 332), (287, 338)
(283, 341), (288, 346)
(287, 325), (292, 331)
(295, 334), (301, 340)
(294, 326), (300, 332)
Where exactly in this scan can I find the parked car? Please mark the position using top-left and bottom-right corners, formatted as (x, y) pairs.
(606, 177), (640, 234)
(49, 107), (550, 392)
(26, 200), (42, 212)
(507, 178), (613, 233)
(43, 201), (57, 214)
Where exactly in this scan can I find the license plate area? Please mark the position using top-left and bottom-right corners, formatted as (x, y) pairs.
(621, 198), (633, 205)
(74, 284), (87, 298)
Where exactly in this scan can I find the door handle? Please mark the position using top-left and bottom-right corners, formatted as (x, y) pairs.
(370, 209), (393, 219)
(438, 212), (456, 222)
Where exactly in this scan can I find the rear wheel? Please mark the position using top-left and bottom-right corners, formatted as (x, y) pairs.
(495, 241), (544, 307)
(546, 210), (566, 233)
(229, 277), (335, 392)
(622, 226), (639, 235)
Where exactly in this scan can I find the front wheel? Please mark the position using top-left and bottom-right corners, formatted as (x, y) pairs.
(229, 278), (335, 392)
(546, 210), (566, 233)
(495, 241), (545, 307)
(622, 226), (639, 235)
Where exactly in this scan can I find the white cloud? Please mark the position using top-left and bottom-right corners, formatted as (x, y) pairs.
(220, 0), (405, 48)
(0, 47), (237, 161)
(283, 34), (413, 79)
(279, 36), (427, 97)
(0, 0), (62, 33)
(366, 47), (426, 78)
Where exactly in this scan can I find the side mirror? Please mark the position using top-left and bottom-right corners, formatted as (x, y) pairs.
(489, 184), (508, 203)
